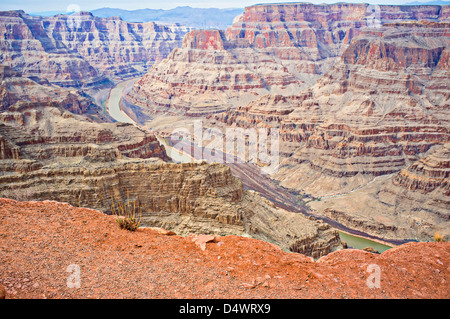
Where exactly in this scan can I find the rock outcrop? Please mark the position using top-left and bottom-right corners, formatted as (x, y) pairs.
(0, 105), (342, 258)
(214, 22), (449, 188)
(0, 282), (6, 299)
(0, 106), (168, 164)
(128, 3), (450, 114)
(210, 21), (450, 242)
(0, 10), (189, 88)
(0, 65), (107, 121)
(128, 29), (301, 115)
(393, 143), (450, 196)
(309, 144), (450, 242)
(124, 5), (450, 243)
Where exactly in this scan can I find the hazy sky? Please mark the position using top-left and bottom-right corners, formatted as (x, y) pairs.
(0, 0), (421, 13)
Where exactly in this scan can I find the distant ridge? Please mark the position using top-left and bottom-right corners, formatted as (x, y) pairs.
(90, 6), (244, 29)
(28, 2), (450, 28)
(404, 1), (450, 4)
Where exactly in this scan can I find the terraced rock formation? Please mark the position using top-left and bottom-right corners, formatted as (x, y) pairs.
(224, 22), (450, 194)
(0, 65), (106, 121)
(213, 21), (450, 242)
(0, 10), (189, 88)
(0, 104), (342, 258)
(128, 3), (449, 115)
(309, 143), (450, 241)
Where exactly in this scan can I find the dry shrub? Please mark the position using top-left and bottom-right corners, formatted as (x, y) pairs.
(111, 190), (142, 231)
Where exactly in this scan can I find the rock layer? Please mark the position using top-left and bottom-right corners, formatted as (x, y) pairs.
(0, 105), (342, 258)
(210, 21), (450, 241)
(0, 198), (449, 299)
(128, 3), (450, 114)
(0, 65), (107, 121)
(0, 10), (189, 88)
(309, 144), (450, 241)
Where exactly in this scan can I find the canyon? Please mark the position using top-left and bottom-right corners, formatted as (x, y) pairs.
(0, 2), (449, 300)
(127, 3), (450, 243)
(0, 10), (190, 88)
(0, 79), (342, 257)
(127, 3), (450, 115)
(0, 8), (345, 258)
(212, 21), (450, 242)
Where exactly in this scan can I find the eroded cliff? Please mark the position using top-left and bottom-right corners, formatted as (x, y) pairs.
(0, 105), (342, 258)
(211, 21), (450, 241)
(0, 10), (189, 88)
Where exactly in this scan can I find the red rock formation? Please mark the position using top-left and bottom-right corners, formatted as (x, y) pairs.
(0, 104), (343, 258)
(393, 143), (450, 196)
(183, 29), (227, 50)
(211, 21), (450, 241)
(216, 22), (449, 190)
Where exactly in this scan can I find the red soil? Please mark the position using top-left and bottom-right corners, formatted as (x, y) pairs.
(0, 198), (448, 299)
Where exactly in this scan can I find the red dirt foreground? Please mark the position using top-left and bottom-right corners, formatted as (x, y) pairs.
(0, 198), (448, 299)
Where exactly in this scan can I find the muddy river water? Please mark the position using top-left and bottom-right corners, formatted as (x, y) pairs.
(105, 80), (395, 253)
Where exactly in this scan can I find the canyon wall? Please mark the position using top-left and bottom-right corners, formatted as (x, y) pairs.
(0, 105), (342, 258)
(125, 4), (450, 242)
(128, 3), (450, 114)
(0, 65), (108, 121)
(309, 143), (450, 241)
(1, 198), (448, 299)
(218, 22), (450, 194)
(0, 10), (190, 88)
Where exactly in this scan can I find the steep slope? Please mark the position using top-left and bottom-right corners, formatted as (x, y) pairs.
(128, 3), (450, 115)
(0, 10), (189, 88)
(0, 198), (449, 299)
(0, 105), (342, 258)
(214, 21), (450, 241)
(262, 22), (449, 194)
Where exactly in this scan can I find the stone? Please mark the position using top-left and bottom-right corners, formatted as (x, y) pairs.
(362, 247), (380, 254)
(211, 21), (450, 242)
(0, 105), (343, 258)
(0, 66), (104, 119)
(128, 3), (449, 115)
(153, 228), (177, 236)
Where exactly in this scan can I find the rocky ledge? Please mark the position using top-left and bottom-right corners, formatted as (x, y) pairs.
(0, 105), (342, 258)
(0, 198), (448, 299)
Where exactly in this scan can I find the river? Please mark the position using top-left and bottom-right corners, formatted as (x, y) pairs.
(104, 79), (395, 253)
(105, 79), (138, 125)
